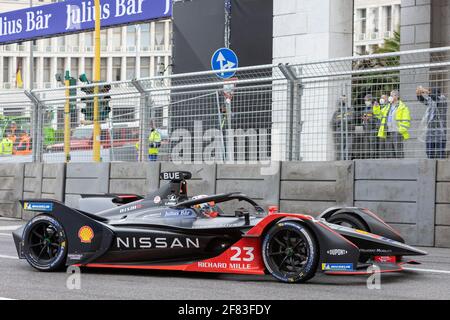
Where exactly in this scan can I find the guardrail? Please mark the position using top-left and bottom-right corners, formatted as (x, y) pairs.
(0, 46), (449, 163)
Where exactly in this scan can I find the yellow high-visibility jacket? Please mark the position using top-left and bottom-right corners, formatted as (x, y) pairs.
(377, 100), (411, 140)
(0, 138), (13, 155)
(148, 130), (162, 155)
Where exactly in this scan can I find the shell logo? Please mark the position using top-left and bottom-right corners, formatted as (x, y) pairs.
(78, 226), (94, 243)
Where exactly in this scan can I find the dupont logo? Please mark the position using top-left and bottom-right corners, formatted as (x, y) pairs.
(326, 249), (348, 256)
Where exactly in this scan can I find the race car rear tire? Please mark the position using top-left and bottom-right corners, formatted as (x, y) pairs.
(327, 213), (368, 231)
(262, 221), (319, 283)
(22, 214), (67, 272)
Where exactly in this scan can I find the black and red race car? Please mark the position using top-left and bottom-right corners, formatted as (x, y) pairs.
(13, 171), (426, 283)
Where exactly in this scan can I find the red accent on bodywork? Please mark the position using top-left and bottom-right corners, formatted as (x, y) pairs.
(245, 213), (312, 237)
(374, 256), (396, 263)
(268, 206), (279, 214)
(84, 237), (265, 275)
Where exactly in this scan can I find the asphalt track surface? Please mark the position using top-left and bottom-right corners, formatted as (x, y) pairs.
(1, 218), (450, 300)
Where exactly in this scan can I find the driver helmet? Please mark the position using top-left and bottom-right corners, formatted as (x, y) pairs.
(191, 195), (219, 218)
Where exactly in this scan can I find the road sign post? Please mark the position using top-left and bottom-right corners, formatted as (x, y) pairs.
(92, 0), (101, 162)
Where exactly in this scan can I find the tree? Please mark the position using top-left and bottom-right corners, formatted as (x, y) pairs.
(374, 30), (400, 54)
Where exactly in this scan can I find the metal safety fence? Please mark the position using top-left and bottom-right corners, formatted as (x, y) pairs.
(0, 46), (449, 163)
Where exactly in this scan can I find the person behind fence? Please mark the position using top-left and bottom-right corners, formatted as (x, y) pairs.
(331, 94), (355, 160)
(135, 127), (162, 161)
(377, 90), (411, 158)
(16, 131), (31, 152)
(0, 134), (14, 156)
(416, 86), (448, 159)
(374, 94), (389, 157)
(361, 94), (380, 158)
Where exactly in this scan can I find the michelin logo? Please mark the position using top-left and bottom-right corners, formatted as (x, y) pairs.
(322, 263), (353, 271)
(23, 202), (53, 212)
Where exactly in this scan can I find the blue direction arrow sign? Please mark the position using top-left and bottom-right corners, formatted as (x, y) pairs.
(211, 48), (239, 79)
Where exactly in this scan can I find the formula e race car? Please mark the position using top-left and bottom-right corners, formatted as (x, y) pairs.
(13, 171), (427, 283)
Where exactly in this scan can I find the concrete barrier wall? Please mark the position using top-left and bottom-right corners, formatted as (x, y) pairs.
(280, 161), (353, 216)
(354, 160), (436, 246)
(0, 163), (24, 219)
(436, 161), (450, 248)
(65, 163), (110, 209)
(1, 160), (449, 247)
(109, 163), (160, 195)
(22, 163), (65, 220)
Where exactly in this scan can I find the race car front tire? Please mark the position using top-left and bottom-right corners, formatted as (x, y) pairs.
(327, 213), (368, 231)
(22, 214), (68, 272)
(262, 221), (319, 283)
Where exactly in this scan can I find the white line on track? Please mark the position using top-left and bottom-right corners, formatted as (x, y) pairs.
(0, 297), (16, 300)
(0, 233), (11, 237)
(0, 217), (21, 221)
(0, 226), (21, 231)
(0, 254), (18, 260)
(403, 267), (450, 275)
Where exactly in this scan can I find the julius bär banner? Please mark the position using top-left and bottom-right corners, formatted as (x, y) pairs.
(0, 0), (172, 44)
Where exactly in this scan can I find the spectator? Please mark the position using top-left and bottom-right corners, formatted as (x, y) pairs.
(331, 94), (355, 160)
(360, 94), (380, 158)
(416, 86), (447, 159)
(0, 134), (14, 156)
(377, 90), (411, 158)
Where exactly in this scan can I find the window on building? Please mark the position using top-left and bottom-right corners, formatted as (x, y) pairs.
(112, 28), (122, 50)
(356, 45), (367, 55)
(3, 57), (10, 84)
(57, 36), (65, 50)
(41, 38), (52, 52)
(85, 32), (94, 49)
(126, 57), (136, 79)
(140, 57), (150, 78)
(386, 6), (392, 32)
(140, 24), (150, 50)
(101, 29), (108, 48)
(155, 22), (165, 49)
(43, 58), (51, 84)
(113, 57), (122, 81)
(100, 58), (107, 81)
(127, 26), (136, 48)
(84, 58), (93, 81)
(359, 8), (366, 34)
(33, 58), (38, 85)
(154, 56), (165, 76)
(57, 58), (65, 76)
(69, 34), (79, 48)
(371, 7), (379, 33)
(71, 58), (79, 78)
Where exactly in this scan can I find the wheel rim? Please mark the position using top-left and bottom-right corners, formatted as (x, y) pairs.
(27, 221), (63, 264)
(267, 228), (309, 275)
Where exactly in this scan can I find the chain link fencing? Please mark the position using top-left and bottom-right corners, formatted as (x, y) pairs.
(0, 46), (449, 163)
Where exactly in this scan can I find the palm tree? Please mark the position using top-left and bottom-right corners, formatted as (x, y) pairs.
(374, 30), (400, 54)
(351, 30), (401, 114)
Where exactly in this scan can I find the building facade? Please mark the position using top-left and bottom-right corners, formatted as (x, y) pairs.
(0, 0), (172, 90)
(354, 0), (401, 55)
